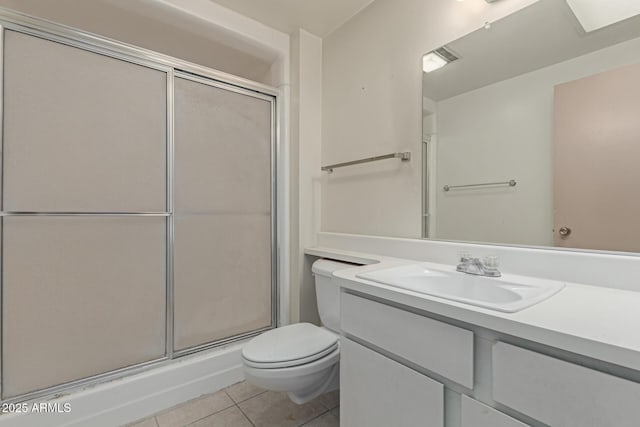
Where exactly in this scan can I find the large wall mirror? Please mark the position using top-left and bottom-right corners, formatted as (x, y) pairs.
(422, 0), (640, 254)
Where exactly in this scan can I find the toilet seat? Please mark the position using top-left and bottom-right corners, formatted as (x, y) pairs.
(244, 346), (340, 380)
(244, 342), (339, 369)
(242, 323), (339, 369)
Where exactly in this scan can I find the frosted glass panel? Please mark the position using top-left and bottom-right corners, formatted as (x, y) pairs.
(174, 77), (272, 213)
(2, 217), (166, 398)
(2, 30), (167, 212)
(173, 214), (272, 350)
(173, 77), (273, 350)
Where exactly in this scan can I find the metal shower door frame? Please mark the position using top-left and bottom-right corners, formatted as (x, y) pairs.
(0, 7), (280, 403)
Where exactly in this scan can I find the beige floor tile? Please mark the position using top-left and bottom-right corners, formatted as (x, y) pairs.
(126, 417), (158, 427)
(330, 407), (339, 420)
(225, 380), (267, 403)
(317, 391), (339, 410)
(188, 406), (253, 427)
(238, 391), (328, 427)
(156, 391), (235, 427)
(301, 412), (339, 427)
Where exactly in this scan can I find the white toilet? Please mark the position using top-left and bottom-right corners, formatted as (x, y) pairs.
(242, 259), (351, 404)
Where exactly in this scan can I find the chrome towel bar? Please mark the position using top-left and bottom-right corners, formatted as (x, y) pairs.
(321, 151), (411, 173)
(443, 179), (517, 192)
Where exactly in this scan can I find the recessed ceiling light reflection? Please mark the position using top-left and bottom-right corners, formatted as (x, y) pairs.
(422, 47), (459, 73)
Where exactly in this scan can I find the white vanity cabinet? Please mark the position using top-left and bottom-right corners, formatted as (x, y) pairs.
(493, 342), (640, 427)
(341, 338), (444, 427)
(339, 290), (640, 427)
(461, 395), (528, 427)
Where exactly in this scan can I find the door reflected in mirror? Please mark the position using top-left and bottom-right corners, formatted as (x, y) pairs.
(422, 0), (640, 254)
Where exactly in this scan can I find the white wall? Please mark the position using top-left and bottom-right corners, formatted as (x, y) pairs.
(289, 29), (323, 324)
(321, 0), (538, 238)
(434, 36), (640, 246)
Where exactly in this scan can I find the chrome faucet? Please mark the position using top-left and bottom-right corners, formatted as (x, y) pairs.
(456, 253), (501, 277)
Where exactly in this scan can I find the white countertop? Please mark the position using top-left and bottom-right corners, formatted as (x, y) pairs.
(305, 246), (640, 372)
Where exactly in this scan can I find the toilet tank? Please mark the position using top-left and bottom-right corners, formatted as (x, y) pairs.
(311, 259), (354, 333)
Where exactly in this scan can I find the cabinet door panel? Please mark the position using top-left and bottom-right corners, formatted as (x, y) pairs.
(2, 216), (167, 398)
(341, 338), (444, 427)
(341, 293), (474, 388)
(493, 342), (640, 427)
(461, 396), (529, 427)
(3, 30), (167, 212)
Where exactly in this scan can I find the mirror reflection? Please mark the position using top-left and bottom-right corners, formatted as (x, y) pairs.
(422, 0), (640, 253)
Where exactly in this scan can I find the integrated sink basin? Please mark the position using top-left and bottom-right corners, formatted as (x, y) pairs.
(356, 264), (565, 313)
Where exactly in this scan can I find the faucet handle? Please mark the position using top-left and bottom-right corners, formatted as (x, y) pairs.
(483, 255), (499, 269)
(458, 251), (472, 263)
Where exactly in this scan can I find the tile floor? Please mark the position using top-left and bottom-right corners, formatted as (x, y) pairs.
(126, 381), (340, 427)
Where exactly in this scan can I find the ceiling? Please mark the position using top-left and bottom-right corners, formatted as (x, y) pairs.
(209, 0), (376, 37)
(423, 0), (640, 101)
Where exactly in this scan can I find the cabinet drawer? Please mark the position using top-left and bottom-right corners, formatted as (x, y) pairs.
(341, 292), (474, 388)
(461, 395), (528, 427)
(341, 337), (444, 427)
(493, 342), (640, 427)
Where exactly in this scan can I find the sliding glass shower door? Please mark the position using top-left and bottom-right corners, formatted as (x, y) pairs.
(1, 30), (169, 398)
(0, 23), (277, 401)
(173, 75), (275, 352)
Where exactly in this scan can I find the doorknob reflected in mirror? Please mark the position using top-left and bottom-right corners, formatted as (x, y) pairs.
(558, 226), (572, 238)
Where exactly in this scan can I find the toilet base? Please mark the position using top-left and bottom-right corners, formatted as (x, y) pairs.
(287, 363), (339, 404)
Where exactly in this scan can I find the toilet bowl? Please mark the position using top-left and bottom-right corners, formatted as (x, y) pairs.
(241, 259), (352, 404)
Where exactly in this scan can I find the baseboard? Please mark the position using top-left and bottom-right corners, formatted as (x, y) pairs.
(0, 343), (245, 427)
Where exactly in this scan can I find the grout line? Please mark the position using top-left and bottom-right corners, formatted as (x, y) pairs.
(318, 394), (340, 411)
(223, 390), (234, 402)
(235, 402), (256, 427)
(230, 389), (268, 405)
(320, 400), (334, 411)
(183, 405), (240, 427)
(299, 408), (332, 427)
(185, 402), (237, 426)
(156, 392), (236, 427)
(138, 384), (262, 427)
(154, 395), (209, 417)
(152, 386), (337, 427)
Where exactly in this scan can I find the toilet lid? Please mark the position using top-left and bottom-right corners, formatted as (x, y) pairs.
(242, 323), (339, 368)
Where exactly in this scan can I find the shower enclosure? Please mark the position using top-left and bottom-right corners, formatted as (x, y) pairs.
(0, 11), (278, 402)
